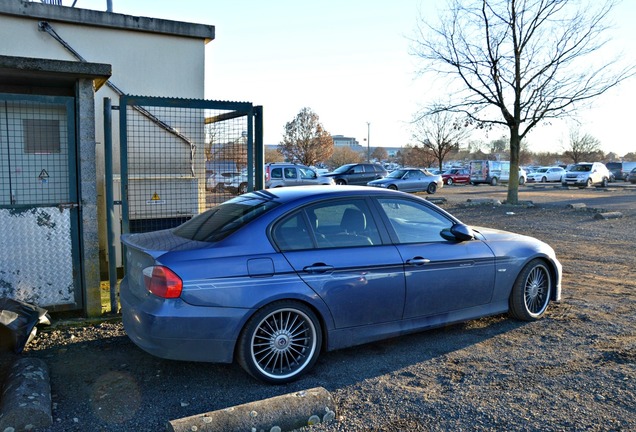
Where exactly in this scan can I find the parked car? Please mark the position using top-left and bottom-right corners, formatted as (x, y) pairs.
(120, 186), (562, 384)
(442, 168), (470, 185)
(527, 166), (566, 183)
(469, 160), (526, 185)
(367, 168), (442, 194)
(628, 167), (636, 184)
(323, 163), (387, 185)
(561, 162), (611, 188)
(265, 163), (335, 188)
(606, 161), (636, 181)
(206, 171), (242, 192)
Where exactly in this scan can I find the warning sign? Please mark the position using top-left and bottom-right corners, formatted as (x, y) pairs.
(146, 192), (165, 205)
(38, 169), (49, 180)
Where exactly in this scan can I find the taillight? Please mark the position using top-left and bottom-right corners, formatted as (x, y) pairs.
(143, 266), (183, 299)
(266, 165), (270, 181)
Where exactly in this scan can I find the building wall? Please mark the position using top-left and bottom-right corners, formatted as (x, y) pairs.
(0, 1), (214, 309)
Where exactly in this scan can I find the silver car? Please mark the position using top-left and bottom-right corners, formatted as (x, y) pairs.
(265, 163), (335, 188)
(367, 168), (443, 194)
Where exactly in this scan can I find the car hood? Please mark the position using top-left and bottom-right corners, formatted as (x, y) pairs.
(471, 226), (532, 242)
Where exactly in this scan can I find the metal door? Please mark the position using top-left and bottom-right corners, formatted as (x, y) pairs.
(0, 94), (81, 309)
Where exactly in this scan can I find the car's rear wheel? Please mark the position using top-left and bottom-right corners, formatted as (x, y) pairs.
(490, 177), (498, 186)
(238, 182), (248, 194)
(509, 259), (551, 321)
(237, 301), (322, 384)
(426, 182), (437, 194)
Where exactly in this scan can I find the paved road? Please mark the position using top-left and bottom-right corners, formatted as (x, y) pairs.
(438, 182), (636, 216)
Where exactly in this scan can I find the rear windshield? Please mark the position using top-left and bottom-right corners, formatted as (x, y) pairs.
(173, 195), (279, 242)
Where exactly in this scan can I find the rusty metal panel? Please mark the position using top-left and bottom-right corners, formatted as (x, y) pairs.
(0, 207), (75, 307)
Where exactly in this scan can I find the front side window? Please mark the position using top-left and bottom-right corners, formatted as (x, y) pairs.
(377, 198), (453, 243)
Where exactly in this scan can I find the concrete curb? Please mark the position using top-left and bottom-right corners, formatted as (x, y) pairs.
(0, 357), (52, 431)
(166, 386), (336, 432)
(594, 211), (623, 220)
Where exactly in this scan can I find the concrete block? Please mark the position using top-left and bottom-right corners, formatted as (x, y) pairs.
(0, 358), (52, 431)
(593, 212), (623, 220)
(166, 386), (336, 432)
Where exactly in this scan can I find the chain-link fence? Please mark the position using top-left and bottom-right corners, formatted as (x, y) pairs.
(118, 96), (261, 234)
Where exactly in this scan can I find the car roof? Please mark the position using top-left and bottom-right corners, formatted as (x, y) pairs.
(244, 185), (408, 204)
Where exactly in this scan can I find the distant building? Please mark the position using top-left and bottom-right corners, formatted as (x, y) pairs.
(332, 135), (362, 148)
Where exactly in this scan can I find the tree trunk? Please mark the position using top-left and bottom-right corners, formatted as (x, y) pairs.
(507, 127), (521, 205)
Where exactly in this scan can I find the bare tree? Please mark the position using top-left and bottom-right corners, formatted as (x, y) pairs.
(327, 146), (364, 169)
(264, 146), (285, 163)
(413, 0), (634, 203)
(412, 110), (468, 170)
(371, 147), (389, 162)
(401, 144), (437, 168)
(279, 107), (334, 166)
(563, 130), (602, 163)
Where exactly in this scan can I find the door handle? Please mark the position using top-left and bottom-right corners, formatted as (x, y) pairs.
(303, 264), (334, 274)
(406, 257), (431, 266)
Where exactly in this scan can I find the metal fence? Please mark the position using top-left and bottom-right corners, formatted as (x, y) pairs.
(114, 95), (263, 235)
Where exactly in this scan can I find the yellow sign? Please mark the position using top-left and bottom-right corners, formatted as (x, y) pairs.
(151, 193), (161, 201)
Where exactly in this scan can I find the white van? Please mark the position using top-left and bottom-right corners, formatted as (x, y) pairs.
(469, 160), (526, 186)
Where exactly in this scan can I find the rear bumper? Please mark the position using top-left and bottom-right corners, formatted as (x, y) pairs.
(120, 281), (250, 363)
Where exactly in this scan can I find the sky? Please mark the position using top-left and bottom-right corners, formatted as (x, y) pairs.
(71, 0), (635, 157)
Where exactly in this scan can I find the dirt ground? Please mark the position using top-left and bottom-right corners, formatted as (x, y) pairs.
(2, 184), (635, 431)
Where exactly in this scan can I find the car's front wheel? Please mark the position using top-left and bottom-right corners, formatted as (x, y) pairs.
(237, 301), (322, 384)
(335, 179), (346, 185)
(388, 184), (398, 190)
(447, 178), (454, 186)
(509, 259), (552, 321)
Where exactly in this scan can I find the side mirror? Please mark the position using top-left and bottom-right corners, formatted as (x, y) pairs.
(440, 223), (475, 242)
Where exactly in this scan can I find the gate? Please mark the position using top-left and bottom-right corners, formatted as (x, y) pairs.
(0, 94), (82, 309)
(105, 95), (263, 273)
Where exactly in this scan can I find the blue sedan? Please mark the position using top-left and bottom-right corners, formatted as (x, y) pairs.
(367, 168), (443, 194)
(120, 186), (562, 384)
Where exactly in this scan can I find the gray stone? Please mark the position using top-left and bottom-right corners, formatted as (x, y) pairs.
(0, 358), (52, 431)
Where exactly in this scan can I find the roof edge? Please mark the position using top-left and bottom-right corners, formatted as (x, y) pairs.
(0, 0), (215, 42)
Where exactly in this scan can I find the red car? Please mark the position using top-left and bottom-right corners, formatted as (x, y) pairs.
(442, 168), (470, 185)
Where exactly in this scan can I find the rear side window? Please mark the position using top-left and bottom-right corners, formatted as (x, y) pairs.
(174, 196), (279, 242)
(270, 168), (283, 179)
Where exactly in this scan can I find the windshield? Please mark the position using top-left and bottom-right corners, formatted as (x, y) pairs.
(332, 164), (355, 174)
(173, 195), (279, 242)
(571, 164), (592, 172)
(387, 169), (408, 178)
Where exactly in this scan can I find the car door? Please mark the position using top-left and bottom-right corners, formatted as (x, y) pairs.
(374, 196), (496, 319)
(272, 198), (405, 328)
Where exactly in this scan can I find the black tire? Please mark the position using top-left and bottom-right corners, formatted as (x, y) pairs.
(586, 178), (593, 188)
(540, 176), (547, 183)
(237, 301), (322, 384)
(509, 259), (552, 321)
(388, 184), (398, 190)
(600, 177), (608, 188)
(447, 178), (454, 186)
(519, 176), (525, 185)
(335, 179), (346, 185)
(238, 182), (248, 194)
(426, 182), (437, 194)
(490, 177), (498, 186)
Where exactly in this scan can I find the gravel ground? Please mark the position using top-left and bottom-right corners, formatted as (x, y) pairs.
(3, 192), (635, 431)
